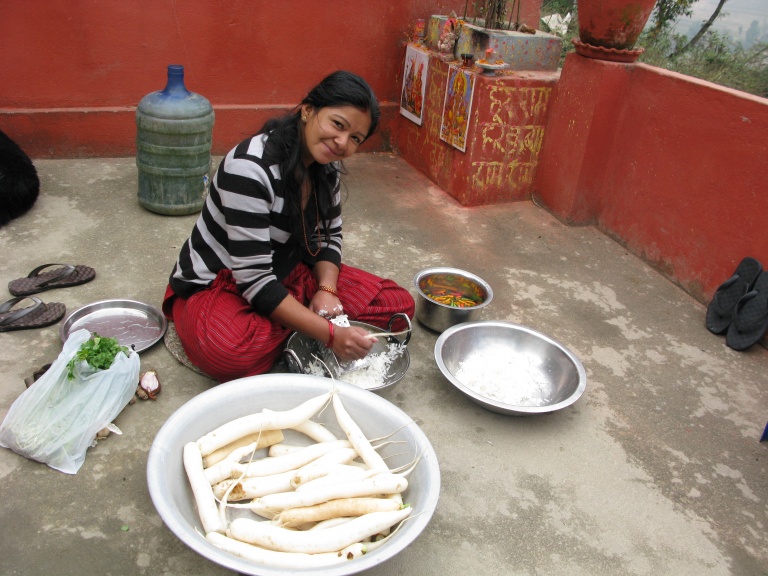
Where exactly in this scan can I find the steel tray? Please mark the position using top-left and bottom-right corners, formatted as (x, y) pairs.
(59, 299), (168, 353)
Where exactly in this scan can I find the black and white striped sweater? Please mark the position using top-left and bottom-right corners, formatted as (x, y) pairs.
(169, 133), (343, 316)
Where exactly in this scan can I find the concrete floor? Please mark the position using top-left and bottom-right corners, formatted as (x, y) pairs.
(0, 153), (766, 576)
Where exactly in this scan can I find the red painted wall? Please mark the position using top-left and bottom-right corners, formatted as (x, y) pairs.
(534, 53), (768, 302)
(0, 0), (541, 158)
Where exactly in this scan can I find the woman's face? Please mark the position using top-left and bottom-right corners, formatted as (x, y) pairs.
(301, 104), (372, 166)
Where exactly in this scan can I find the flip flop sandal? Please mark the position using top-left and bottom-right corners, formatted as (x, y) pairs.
(0, 296), (66, 332)
(24, 362), (53, 388)
(725, 271), (768, 351)
(705, 257), (763, 335)
(8, 263), (96, 297)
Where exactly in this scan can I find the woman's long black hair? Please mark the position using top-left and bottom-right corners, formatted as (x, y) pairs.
(257, 70), (380, 248)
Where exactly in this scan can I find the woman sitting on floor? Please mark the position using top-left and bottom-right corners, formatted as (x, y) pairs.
(162, 70), (414, 382)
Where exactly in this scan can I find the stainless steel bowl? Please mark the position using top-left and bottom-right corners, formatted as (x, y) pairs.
(413, 267), (493, 333)
(147, 374), (440, 576)
(283, 313), (411, 391)
(434, 321), (586, 415)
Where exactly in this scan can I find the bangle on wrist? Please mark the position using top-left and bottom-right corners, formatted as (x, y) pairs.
(325, 319), (335, 349)
(318, 285), (338, 296)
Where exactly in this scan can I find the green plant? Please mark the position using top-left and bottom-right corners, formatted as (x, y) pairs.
(641, 28), (768, 98)
(541, 0), (575, 16)
(66, 333), (130, 380)
(647, 0), (698, 41)
(540, 0), (579, 66)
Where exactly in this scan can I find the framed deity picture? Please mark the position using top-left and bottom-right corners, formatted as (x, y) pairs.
(400, 45), (429, 126)
(439, 65), (476, 152)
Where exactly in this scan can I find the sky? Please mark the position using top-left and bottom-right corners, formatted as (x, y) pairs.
(679, 0), (768, 41)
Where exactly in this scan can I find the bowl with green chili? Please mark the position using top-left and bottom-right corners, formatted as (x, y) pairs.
(413, 267), (493, 333)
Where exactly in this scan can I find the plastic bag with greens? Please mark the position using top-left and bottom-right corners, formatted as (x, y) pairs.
(0, 329), (140, 474)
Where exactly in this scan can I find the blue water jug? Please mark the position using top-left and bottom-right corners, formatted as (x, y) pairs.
(136, 65), (214, 215)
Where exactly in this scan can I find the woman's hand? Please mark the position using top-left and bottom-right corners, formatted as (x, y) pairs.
(331, 325), (374, 362)
(309, 289), (343, 318)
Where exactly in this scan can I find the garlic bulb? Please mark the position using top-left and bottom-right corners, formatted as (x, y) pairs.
(138, 370), (161, 400)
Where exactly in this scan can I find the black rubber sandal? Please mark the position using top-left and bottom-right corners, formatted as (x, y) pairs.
(726, 271), (768, 351)
(705, 257), (763, 335)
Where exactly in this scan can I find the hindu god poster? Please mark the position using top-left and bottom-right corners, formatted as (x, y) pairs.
(440, 65), (475, 152)
(400, 45), (429, 125)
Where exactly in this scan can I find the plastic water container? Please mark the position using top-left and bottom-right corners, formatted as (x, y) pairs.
(136, 65), (214, 215)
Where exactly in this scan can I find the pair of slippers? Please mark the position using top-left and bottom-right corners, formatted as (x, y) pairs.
(0, 263), (95, 333)
(705, 257), (768, 351)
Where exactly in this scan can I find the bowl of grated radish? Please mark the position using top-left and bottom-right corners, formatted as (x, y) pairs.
(434, 321), (586, 415)
(147, 374), (440, 575)
(283, 315), (411, 392)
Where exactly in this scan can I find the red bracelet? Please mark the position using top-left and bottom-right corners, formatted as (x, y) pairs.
(318, 285), (338, 296)
(325, 320), (335, 349)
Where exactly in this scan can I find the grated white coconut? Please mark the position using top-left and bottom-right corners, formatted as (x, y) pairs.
(453, 349), (553, 406)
